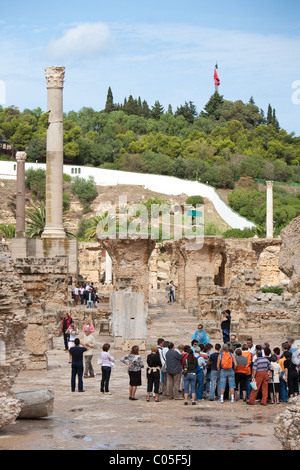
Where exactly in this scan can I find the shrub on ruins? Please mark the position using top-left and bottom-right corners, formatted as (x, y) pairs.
(261, 286), (283, 295)
(71, 176), (98, 213)
(186, 195), (204, 206)
(222, 227), (256, 238)
(25, 168), (46, 200)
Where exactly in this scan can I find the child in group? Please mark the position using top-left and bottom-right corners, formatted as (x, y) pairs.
(268, 354), (281, 404)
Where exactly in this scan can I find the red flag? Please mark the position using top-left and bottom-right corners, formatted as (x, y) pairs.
(214, 66), (220, 86)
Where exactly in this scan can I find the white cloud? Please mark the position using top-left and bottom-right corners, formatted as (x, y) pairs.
(111, 22), (300, 72)
(45, 22), (115, 61)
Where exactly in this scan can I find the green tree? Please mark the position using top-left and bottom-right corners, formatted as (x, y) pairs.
(151, 101), (164, 120)
(104, 87), (115, 113)
(267, 104), (273, 125)
(71, 176), (98, 213)
(25, 168), (46, 200)
(186, 195), (204, 206)
(201, 92), (224, 120)
(123, 95), (140, 115)
(141, 100), (151, 119)
(174, 101), (197, 124)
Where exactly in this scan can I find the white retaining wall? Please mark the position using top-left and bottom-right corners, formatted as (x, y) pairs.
(0, 161), (255, 229)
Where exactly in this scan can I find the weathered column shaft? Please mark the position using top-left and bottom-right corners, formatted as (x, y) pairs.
(266, 181), (274, 238)
(42, 66), (65, 239)
(105, 250), (112, 284)
(15, 151), (27, 236)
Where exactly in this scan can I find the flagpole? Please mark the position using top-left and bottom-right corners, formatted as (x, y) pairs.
(214, 63), (219, 93)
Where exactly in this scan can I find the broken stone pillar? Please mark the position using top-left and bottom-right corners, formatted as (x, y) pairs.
(266, 181), (274, 238)
(42, 66), (66, 239)
(111, 290), (147, 350)
(15, 389), (54, 419)
(11, 151), (28, 260)
(164, 237), (226, 309)
(100, 237), (156, 304)
(105, 250), (112, 284)
(15, 151), (27, 237)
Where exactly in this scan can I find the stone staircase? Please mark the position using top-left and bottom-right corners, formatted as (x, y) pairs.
(146, 290), (221, 348)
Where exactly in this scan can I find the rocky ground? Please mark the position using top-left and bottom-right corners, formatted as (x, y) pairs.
(0, 299), (287, 452)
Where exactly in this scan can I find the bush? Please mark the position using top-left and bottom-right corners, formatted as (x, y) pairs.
(63, 173), (72, 182)
(71, 176), (98, 213)
(25, 168), (46, 200)
(223, 227), (256, 238)
(63, 192), (70, 212)
(186, 195), (204, 206)
(76, 218), (95, 239)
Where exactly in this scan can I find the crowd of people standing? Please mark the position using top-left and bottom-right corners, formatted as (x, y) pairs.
(154, 325), (300, 406)
(70, 279), (99, 307)
(62, 309), (300, 406)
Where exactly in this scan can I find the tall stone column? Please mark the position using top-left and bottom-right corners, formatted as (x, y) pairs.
(15, 151), (27, 237)
(105, 250), (112, 284)
(266, 181), (274, 238)
(42, 66), (66, 239)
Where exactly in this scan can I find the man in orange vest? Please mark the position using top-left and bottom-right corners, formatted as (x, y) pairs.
(234, 348), (248, 401)
(217, 345), (237, 403)
(241, 343), (253, 399)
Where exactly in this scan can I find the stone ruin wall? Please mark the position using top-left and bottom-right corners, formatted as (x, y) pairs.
(13, 255), (69, 370)
(0, 248), (27, 427)
(75, 236), (297, 347)
(146, 236), (298, 345)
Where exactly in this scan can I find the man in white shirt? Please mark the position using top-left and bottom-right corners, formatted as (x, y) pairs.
(246, 337), (256, 355)
(82, 327), (95, 378)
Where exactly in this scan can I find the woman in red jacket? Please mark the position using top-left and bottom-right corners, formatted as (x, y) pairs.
(62, 312), (72, 351)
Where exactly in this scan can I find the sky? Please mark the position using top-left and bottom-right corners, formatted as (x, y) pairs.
(0, 0), (300, 135)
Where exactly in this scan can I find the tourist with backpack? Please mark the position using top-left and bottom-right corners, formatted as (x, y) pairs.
(208, 343), (221, 401)
(217, 345), (237, 403)
(194, 346), (206, 401)
(182, 348), (198, 405)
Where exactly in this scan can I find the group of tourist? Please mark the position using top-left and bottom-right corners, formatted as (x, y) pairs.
(62, 310), (300, 406)
(118, 329), (300, 406)
(70, 281), (99, 307)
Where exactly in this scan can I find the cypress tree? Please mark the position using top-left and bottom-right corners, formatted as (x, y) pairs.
(272, 108), (280, 131)
(104, 87), (115, 113)
(267, 104), (273, 125)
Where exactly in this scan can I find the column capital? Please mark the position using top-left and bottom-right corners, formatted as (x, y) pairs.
(44, 66), (65, 88)
(15, 151), (27, 162)
(266, 180), (274, 188)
